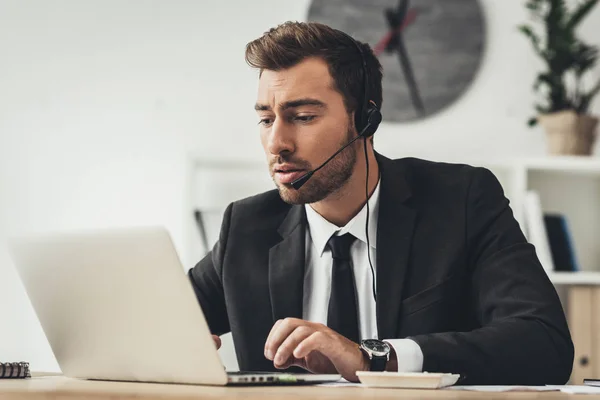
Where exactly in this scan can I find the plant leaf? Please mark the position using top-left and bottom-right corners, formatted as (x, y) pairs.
(518, 25), (543, 55)
(566, 0), (599, 30)
(577, 78), (600, 113)
(534, 72), (559, 92)
(572, 42), (599, 76)
(528, 117), (539, 127)
(525, 0), (544, 12)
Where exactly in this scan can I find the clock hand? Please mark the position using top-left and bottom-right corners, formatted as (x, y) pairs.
(383, 0), (425, 116)
(379, 0), (408, 55)
(396, 0), (409, 22)
(373, 8), (417, 56)
(395, 32), (425, 116)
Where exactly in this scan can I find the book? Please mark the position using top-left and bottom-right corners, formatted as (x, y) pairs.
(0, 362), (31, 379)
(544, 214), (580, 272)
(524, 191), (554, 274)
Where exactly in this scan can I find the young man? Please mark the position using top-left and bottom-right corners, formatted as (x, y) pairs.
(188, 21), (573, 384)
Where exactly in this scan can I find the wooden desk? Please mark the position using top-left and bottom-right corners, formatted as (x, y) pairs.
(0, 376), (598, 400)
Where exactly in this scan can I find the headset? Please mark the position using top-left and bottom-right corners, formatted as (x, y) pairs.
(348, 36), (383, 139)
(290, 32), (382, 302)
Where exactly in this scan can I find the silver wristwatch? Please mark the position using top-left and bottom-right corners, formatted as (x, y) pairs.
(359, 339), (391, 372)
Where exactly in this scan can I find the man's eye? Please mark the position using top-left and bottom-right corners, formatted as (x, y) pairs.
(294, 115), (316, 123)
(258, 118), (273, 126)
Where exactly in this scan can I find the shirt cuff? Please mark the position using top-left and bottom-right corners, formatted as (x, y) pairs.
(383, 338), (424, 372)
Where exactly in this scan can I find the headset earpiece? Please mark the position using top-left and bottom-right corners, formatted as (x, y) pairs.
(358, 101), (382, 138)
(350, 36), (381, 138)
(360, 103), (382, 138)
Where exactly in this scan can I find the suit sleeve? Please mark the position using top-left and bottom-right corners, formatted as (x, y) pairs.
(187, 203), (233, 336)
(410, 167), (574, 385)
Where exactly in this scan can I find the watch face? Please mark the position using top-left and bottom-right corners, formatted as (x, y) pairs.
(362, 339), (391, 356)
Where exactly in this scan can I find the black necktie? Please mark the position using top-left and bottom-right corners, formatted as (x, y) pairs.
(327, 233), (360, 344)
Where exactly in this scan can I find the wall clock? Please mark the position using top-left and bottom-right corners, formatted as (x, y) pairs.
(307, 0), (486, 123)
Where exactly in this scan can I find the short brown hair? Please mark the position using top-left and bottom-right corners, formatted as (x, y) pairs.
(245, 21), (383, 131)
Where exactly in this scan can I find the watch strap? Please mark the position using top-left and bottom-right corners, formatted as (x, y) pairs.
(370, 355), (387, 372)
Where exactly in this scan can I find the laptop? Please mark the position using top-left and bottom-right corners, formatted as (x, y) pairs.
(9, 227), (341, 386)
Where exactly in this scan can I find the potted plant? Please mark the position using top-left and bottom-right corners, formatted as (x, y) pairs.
(519, 0), (600, 155)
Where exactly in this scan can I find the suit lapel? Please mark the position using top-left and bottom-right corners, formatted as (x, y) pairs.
(269, 205), (307, 322)
(375, 154), (416, 339)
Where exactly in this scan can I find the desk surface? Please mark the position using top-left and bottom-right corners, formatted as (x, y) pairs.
(0, 376), (598, 400)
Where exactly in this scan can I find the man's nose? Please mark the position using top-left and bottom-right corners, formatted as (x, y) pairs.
(266, 119), (295, 156)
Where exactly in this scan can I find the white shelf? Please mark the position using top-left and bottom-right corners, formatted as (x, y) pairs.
(525, 156), (600, 175)
(549, 272), (600, 285)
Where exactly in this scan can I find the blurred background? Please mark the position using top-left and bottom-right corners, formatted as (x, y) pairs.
(1, 0), (599, 382)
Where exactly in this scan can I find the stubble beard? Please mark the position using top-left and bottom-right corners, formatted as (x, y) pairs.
(272, 127), (357, 205)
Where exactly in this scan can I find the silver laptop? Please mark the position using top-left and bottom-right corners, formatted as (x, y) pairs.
(9, 227), (341, 386)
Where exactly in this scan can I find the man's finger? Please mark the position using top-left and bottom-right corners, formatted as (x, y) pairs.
(293, 331), (329, 360)
(264, 318), (303, 360)
(275, 355), (305, 371)
(212, 335), (222, 349)
(264, 319), (284, 355)
(273, 326), (313, 368)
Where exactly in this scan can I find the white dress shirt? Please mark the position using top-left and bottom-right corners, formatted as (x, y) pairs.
(302, 179), (423, 372)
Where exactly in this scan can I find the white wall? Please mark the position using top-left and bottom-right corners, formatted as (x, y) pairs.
(0, 0), (599, 372)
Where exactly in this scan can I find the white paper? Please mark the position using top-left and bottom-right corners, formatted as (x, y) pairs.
(547, 385), (600, 394)
(318, 379), (363, 387)
(448, 385), (557, 392)
(449, 385), (600, 394)
(320, 382), (600, 393)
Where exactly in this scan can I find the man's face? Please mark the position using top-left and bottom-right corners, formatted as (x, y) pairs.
(255, 57), (357, 204)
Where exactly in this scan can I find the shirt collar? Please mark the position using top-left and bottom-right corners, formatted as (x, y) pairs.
(304, 178), (380, 257)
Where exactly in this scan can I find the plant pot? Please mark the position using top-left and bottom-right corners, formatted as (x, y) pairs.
(538, 110), (598, 155)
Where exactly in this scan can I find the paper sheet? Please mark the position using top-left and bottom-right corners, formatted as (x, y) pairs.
(318, 382), (363, 387)
(547, 385), (600, 394)
(449, 385), (600, 394)
(448, 386), (558, 392)
(318, 379), (362, 387)
(320, 381), (600, 393)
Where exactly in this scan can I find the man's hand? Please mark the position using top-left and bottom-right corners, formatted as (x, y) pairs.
(212, 335), (222, 350)
(264, 318), (369, 382)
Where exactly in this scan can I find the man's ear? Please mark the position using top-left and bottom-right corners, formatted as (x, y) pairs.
(349, 112), (360, 137)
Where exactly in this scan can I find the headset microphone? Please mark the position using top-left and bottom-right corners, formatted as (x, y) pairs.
(290, 116), (380, 190)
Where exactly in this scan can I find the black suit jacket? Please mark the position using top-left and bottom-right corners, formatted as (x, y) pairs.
(188, 154), (573, 385)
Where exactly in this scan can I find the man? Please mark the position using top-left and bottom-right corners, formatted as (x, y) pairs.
(188, 21), (573, 384)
